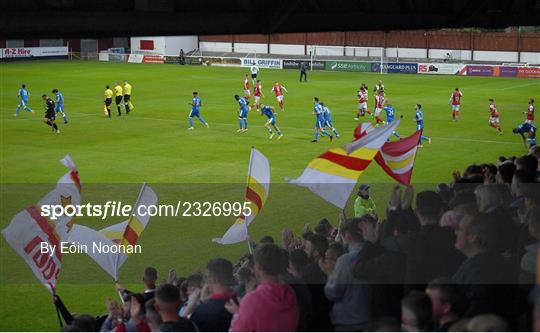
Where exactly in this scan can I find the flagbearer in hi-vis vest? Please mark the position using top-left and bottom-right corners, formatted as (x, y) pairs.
(354, 184), (376, 218)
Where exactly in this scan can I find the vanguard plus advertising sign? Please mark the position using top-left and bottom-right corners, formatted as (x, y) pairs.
(372, 62), (418, 74)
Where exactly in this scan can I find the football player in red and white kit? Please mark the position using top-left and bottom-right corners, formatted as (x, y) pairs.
(524, 98), (535, 124)
(252, 80), (264, 112)
(449, 88), (463, 121)
(361, 83), (371, 116)
(271, 81), (288, 112)
(243, 74), (251, 103)
(354, 87), (369, 120)
(488, 98), (502, 134)
(374, 89), (385, 125)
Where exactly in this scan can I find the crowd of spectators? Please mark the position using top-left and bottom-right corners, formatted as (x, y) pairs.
(55, 146), (540, 331)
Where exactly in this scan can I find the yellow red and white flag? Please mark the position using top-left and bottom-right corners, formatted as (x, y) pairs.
(288, 120), (399, 209)
(213, 148), (270, 244)
(67, 184), (157, 281)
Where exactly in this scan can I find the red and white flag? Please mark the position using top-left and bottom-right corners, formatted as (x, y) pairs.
(354, 123), (422, 185)
(1, 155), (81, 293)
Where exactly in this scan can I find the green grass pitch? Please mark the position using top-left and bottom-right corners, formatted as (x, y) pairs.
(0, 60), (538, 330)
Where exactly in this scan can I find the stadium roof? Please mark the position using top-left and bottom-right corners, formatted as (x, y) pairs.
(1, 0), (540, 38)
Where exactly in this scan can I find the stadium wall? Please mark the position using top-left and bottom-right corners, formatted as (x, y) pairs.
(428, 49), (473, 61)
(473, 51), (519, 63)
(199, 40), (539, 65)
(233, 42), (267, 54)
(198, 30), (540, 64)
(386, 48), (428, 59)
(269, 44), (305, 55)
(520, 52), (540, 64)
(200, 42), (232, 53)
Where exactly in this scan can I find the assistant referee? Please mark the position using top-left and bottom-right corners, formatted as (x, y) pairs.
(123, 80), (133, 114)
(104, 85), (113, 118)
(114, 82), (123, 116)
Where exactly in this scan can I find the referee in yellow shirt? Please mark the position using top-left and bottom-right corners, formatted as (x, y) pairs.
(104, 85), (113, 118)
(113, 82), (123, 116)
(123, 80), (134, 114)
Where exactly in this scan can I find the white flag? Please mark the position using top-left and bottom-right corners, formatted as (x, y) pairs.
(67, 222), (128, 281)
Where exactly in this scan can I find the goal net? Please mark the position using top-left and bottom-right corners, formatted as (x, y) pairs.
(310, 46), (387, 73)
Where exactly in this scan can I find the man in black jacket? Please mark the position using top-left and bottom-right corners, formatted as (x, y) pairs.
(453, 213), (518, 322)
(116, 266), (157, 303)
(354, 214), (406, 318)
(190, 258), (235, 331)
(386, 191), (465, 290)
(155, 284), (197, 331)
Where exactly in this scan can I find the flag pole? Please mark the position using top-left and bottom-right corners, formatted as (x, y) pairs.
(55, 303), (63, 329)
(113, 278), (125, 304)
(244, 147), (255, 254)
(114, 183), (147, 281)
(52, 290), (63, 329)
